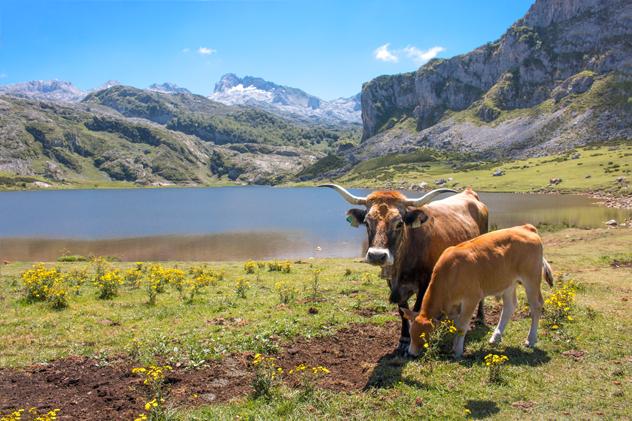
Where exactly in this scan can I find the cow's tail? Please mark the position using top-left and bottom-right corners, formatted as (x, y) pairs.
(542, 258), (554, 288)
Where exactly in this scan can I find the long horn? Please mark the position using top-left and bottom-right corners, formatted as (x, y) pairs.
(318, 183), (367, 205)
(404, 188), (457, 207)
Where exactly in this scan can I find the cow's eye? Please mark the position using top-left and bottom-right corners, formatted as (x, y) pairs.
(394, 221), (404, 230)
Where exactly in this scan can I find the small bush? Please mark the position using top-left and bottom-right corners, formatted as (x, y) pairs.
(244, 260), (258, 274)
(235, 278), (250, 298)
(275, 280), (298, 304)
(268, 261), (291, 273)
(251, 353), (282, 400)
(92, 258), (123, 300)
(484, 353), (509, 384)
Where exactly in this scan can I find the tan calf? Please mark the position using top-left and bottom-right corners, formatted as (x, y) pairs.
(401, 224), (554, 358)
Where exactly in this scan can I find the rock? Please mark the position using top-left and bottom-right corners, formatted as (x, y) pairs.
(492, 169), (505, 177)
(549, 177), (563, 185)
(32, 181), (52, 188)
(435, 178), (447, 186)
(616, 176), (625, 183)
(605, 219), (618, 226)
(447, 177), (453, 181)
(571, 153), (581, 159)
(585, 174), (592, 178)
(419, 182), (429, 189)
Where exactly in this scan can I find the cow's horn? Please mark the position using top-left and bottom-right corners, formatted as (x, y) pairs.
(318, 183), (367, 205)
(404, 188), (457, 207)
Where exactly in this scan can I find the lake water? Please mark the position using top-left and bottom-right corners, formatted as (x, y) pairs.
(0, 187), (629, 261)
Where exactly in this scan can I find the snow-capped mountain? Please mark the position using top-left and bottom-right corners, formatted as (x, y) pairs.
(148, 82), (191, 95)
(0, 80), (86, 102)
(210, 73), (361, 125)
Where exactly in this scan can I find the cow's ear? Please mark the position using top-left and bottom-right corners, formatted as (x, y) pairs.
(346, 208), (366, 228)
(400, 307), (418, 321)
(404, 209), (429, 229)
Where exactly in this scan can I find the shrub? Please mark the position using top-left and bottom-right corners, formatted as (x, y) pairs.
(244, 260), (258, 274)
(251, 353), (282, 400)
(235, 278), (250, 298)
(544, 279), (577, 330)
(21, 263), (60, 302)
(132, 365), (172, 420)
(268, 260), (291, 273)
(123, 263), (146, 288)
(420, 319), (460, 363)
(64, 267), (90, 295)
(94, 268), (123, 300)
(288, 363), (330, 397)
(275, 280), (298, 304)
(484, 353), (509, 384)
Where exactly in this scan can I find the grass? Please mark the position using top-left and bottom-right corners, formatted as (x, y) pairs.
(0, 228), (631, 419)
(335, 144), (632, 193)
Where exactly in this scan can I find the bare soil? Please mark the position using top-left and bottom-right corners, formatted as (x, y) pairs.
(0, 323), (399, 419)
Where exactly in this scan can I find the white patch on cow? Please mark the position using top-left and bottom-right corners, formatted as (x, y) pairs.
(365, 247), (394, 266)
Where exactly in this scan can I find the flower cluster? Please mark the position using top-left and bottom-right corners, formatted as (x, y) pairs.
(243, 260), (258, 274)
(132, 364), (173, 389)
(94, 268), (124, 300)
(251, 353), (283, 399)
(20, 264), (68, 309)
(419, 318), (460, 361)
(544, 280), (577, 330)
(274, 280), (298, 304)
(267, 260), (292, 273)
(1, 408), (61, 421)
(484, 353), (509, 383)
(235, 277), (250, 298)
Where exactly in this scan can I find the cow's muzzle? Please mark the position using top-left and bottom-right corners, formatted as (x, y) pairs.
(365, 247), (393, 266)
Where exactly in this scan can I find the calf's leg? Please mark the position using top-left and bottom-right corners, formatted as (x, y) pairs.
(452, 300), (479, 358)
(522, 276), (544, 347)
(489, 285), (517, 344)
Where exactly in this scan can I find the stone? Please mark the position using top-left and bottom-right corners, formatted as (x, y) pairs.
(492, 169), (505, 177)
(605, 219), (617, 226)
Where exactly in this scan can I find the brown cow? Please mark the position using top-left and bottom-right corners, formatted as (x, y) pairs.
(320, 184), (488, 354)
(401, 224), (554, 358)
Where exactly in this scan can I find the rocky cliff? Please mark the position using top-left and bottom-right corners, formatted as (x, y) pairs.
(360, 0), (631, 157)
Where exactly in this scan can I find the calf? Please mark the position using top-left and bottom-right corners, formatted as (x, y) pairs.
(401, 224), (554, 358)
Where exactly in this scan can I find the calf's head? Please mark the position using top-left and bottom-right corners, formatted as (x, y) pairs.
(400, 308), (435, 357)
(320, 184), (455, 267)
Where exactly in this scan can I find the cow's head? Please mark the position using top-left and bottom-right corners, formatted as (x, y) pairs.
(320, 184), (455, 267)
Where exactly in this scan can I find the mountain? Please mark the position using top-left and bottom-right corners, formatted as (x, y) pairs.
(0, 80), (86, 102)
(356, 0), (631, 161)
(210, 73), (362, 126)
(148, 82), (191, 95)
(0, 85), (358, 188)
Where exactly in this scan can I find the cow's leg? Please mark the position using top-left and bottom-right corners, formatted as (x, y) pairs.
(522, 274), (544, 348)
(490, 285), (517, 344)
(475, 298), (486, 324)
(397, 302), (411, 355)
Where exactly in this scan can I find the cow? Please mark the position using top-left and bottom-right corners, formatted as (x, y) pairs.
(400, 224), (554, 358)
(320, 184), (489, 354)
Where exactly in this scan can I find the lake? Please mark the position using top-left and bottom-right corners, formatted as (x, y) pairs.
(0, 187), (629, 261)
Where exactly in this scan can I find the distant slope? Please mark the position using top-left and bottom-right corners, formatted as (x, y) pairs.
(0, 80), (86, 103)
(357, 0), (631, 160)
(0, 84), (360, 188)
(210, 73), (361, 125)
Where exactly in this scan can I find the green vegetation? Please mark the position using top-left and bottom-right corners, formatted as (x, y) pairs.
(0, 228), (630, 418)
(334, 144), (632, 193)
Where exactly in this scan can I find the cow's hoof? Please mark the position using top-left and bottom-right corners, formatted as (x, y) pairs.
(396, 338), (410, 356)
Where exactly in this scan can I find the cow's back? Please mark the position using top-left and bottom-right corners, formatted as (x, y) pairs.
(421, 188), (488, 265)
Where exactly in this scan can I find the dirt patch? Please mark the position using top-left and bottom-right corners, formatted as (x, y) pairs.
(0, 323), (399, 419)
(610, 259), (632, 269)
(484, 302), (530, 325)
(0, 355), (253, 420)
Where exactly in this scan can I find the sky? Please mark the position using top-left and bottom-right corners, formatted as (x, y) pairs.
(0, 0), (534, 100)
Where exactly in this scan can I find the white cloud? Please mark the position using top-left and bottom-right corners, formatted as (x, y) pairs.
(373, 43), (445, 65)
(374, 43), (398, 63)
(197, 47), (216, 56)
(402, 45), (445, 64)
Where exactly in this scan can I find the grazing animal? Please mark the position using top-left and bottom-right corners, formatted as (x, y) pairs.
(320, 184), (488, 353)
(401, 224), (554, 358)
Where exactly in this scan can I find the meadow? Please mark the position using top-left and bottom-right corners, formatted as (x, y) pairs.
(0, 228), (630, 420)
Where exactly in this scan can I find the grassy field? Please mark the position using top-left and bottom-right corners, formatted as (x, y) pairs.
(335, 144), (632, 193)
(0, 228), (630, 419)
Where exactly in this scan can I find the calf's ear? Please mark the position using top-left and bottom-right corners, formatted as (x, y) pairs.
(399, 307), (418, 321)
(346, 208), (366, 228)
(404, 209), (429, 229)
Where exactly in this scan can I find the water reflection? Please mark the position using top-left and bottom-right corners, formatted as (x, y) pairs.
(0, 187), (628, 261)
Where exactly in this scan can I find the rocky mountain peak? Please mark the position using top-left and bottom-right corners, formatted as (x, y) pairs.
(0, 80), (86, 102)
(148, 82), (191, 95)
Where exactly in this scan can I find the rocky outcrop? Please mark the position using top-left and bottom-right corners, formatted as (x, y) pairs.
(360, 0), (632, 149)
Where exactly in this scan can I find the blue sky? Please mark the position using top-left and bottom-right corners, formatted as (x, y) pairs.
(0, 0), (534, 100)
